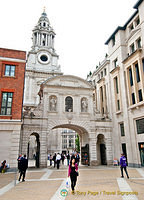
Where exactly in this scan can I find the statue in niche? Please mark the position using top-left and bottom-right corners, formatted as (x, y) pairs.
(50, 96), (57, 111)
(81, 98), (88, 112)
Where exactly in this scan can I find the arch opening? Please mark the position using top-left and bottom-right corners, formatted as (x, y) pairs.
(47, 124), (89, 166)
(97, 134), (107, 165)
(27, 132), (40, 168)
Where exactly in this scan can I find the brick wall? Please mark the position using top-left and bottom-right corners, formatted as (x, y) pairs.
(0, 48), (26, 120)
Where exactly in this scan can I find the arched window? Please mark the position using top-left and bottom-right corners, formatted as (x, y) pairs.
(65, 96), (73, 112)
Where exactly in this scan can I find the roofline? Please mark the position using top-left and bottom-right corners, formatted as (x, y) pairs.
(133, 0), (143, 9)
(0, 47), (26, 53)
(105, 4), (139, 45)
(41, 74), (93, 88)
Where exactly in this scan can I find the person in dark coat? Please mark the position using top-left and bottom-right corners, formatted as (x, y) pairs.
(66, 152), (70, 166)
(18, 155), (28, 182)
(17, 154), (22, 172)
(53, 153), (56, 168)
(61, 153), (65, 165)
(120, 153), (129, 179)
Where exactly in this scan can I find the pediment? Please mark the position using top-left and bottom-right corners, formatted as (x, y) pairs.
(42, 75), (93, 89)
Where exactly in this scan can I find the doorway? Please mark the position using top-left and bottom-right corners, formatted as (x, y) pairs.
(138, 143), (144, 166)
(97, 134), (107, 165)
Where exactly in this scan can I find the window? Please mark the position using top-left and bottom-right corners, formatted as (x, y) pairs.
(114, 58), (118, 68)
(100, 87), (103, 102)
(130, 43), (135, 53)
(130, 23), (134, 31)
(0, 92), (13, 115)
(129, 68), (133, 86)
(101, 71), (103, 78)
(132, 93), (136, 104)
(104, 68), (107, 76)
(65, 96), (73, 112)
(135, 63), (140, 83)
(137, 38), (141, 48)
(5, 65), (15, 76)
(142, 59), (144, 72)
(120, 123), (125, 136)
(114, 76), (119, 94)
(138, 89), (143, 102)
(136, 118), (144, 134)
(112, 36), (115, 46)
(136, 17), (140, 26)
(117, 100), (120, 111)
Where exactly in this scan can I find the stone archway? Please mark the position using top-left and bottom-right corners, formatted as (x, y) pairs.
(97, 134), (107, 165)
(49, 123), (90, 166)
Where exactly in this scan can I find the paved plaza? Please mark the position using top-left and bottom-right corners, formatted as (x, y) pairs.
(0, 164), (144, 200)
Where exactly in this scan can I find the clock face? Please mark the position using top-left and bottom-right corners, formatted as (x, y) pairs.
(38, 52), (50, 64)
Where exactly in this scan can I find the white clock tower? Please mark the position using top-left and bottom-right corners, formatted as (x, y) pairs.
(24, 9), (62, 107)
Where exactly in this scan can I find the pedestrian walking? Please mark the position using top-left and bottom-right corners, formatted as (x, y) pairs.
(76, 152), (80, 166)
(120, 153), (129, 179)
(56, 153), (61, 169)
(18, 155), (28, 182)
(66, 152), (70, 166)
(68, 158), (78, 194)
(84, 153), (88, 165)
(53, 153), (56, 168)
(50, 154), (53, 166)
(17, 154), (22, 172)
(61, 153), (65, 165)
(0, 160), (7, 173)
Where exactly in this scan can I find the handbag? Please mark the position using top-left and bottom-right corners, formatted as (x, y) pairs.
(76, 171), (79, 176)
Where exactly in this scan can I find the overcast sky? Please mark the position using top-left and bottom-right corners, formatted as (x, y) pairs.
(0, 0), (137, 78)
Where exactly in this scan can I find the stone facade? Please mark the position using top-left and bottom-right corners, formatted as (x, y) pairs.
(88, 0), (144, 167)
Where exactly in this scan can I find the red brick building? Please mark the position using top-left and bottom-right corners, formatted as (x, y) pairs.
(0, 48), (26, 168)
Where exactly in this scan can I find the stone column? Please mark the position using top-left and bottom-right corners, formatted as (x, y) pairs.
(40, 131), (47, 167)
(89, 135), (97, 166)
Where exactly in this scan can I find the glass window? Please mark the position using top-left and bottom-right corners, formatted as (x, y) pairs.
(114, 58), (118, 68)
(5, 65), (15, 76)
(117, 100), (120, 111)
(135, 63), (140, 82)
(132, 93), (135, 104)
(112, 36), (115, 46)
(137, 38), (141, 48)
(65, 96), (73, 112)
(142, 59), (144, 72)
(120, 123), (125, 136)
(136, 17), (140, 26)
(115, 76), (119, 94)
(104, 68), (107, 76)
(100, 87), (103, 102)
(136, 118), (144, 134)
(0, 92), (13, 115)
(130, 24), (134, 31)
(138, 89), (143, 102)
(101, 71), (103, 78)
(130, 43), (135, 53)
(129, 68), (133, 86)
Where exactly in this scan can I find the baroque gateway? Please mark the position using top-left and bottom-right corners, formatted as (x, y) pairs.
(21, 10), (113, 168)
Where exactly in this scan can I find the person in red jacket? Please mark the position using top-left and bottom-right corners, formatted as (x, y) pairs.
(68, 158), (78, 194)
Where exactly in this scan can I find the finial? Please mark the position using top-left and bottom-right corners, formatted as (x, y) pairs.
(43, 6), (46, 13)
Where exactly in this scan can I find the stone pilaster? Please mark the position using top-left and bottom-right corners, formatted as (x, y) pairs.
(40, 131), (47, 167)
(89, 135), (98, 166)
(105, 134), (113, 165)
